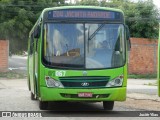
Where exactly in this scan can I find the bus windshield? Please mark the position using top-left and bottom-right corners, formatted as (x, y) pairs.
(43, 23), (125, 69)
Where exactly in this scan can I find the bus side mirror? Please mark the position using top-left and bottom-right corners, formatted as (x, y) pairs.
(125, 25), (131, 51)
(34, 25), (41, 38)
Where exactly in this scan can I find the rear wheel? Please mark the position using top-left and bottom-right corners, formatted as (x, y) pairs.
(103, 101), (114, 110)
(39, 101), (48, 110)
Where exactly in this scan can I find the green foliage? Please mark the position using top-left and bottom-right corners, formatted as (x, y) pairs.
(117, 0), (159, 39)
(77, 0), (159, 39)
(76, 0), (99, 6)
(128, 74), (157, 79)
(0, 0), (65, 54)
(0, 70), (27, 79)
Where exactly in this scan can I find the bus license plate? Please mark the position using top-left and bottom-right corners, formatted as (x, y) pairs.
(78, 92), (92, 97)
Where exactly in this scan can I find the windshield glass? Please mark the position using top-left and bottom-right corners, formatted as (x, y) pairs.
(43, 23), (125, 69)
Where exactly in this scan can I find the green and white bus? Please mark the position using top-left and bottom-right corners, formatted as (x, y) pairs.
(28, 6), (130, 110)
(158, 23), (160, 97)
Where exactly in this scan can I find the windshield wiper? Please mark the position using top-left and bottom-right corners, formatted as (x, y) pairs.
(88, 24), (105, 41)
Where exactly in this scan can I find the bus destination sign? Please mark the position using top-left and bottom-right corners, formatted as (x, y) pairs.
(48, 9), (121, 20)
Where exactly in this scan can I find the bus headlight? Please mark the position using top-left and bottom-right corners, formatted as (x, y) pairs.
(106, 75), (123, 87)
(45, 76), (64, 88)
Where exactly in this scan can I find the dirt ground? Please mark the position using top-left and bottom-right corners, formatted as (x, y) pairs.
(116, 98), (160, 111)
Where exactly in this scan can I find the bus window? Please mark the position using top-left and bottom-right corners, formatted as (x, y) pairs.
(86, 24), (125, 68)
(43, 23), (85, 67)
(29, 34), (34, 55)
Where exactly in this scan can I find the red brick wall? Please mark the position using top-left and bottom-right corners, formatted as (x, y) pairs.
(0, 40), (9, 72)
(129, 38), (158, 74)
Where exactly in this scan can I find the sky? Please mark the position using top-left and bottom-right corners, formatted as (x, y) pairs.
(153, 0), (160, 9)
(133, 0), (160, 9)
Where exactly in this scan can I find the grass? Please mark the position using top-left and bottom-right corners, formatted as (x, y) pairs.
(0, 70), (27, 79)
(129, 74), (158, 86)
(128, 74), (157, 79)
(144, 81), (158, 86)
(146, 82), (158, 86)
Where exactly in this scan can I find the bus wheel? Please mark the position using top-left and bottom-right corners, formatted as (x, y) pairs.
(31, 92), (37, 100)
(39, 101), (48, 110)
(103, 101), (114, 110)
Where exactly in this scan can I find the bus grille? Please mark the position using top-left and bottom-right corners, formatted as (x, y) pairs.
(59, 76), (110, 88)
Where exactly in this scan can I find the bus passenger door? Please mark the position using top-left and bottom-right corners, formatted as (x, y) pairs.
(34, 38), (38, 96)
(33, 25), (41, 97)
(29, 34), (35, 94)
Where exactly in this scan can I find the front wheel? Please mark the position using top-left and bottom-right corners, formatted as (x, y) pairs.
(31, 92), (37, 100)
(103, 101), (114, 110)
(39, 101), (48, 110)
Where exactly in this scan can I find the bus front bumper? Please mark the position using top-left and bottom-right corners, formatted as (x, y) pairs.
(39, 87), (126, 102)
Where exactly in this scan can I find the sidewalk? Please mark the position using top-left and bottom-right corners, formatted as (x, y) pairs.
(127, 79), (160, 101)
(0, 79), (28, 90)
(0, 78), (159, 101)
(127, 79), (157, 90)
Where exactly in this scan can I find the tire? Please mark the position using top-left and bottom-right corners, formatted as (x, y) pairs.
(31, 92), (37, 100)
(103, 101), (114, 110)
(39, 101), (48, 110)
(27, 77), (31, 91)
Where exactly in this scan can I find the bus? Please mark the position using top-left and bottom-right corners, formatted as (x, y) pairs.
(28, 6), (130, 110)
(158, 23), (160, 97)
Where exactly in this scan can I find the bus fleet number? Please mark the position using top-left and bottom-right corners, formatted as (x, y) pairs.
(55, 71), (66, 77)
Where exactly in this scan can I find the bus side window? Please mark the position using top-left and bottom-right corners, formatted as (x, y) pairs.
(29, 34), (34, 55)
(35, 39), (38, 52)
(34, 25), (41, 38)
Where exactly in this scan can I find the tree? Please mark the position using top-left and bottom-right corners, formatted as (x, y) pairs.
(0, 0), (65, 54)
(76, 0), (159, 39)
(126, 0), (159, 39)
(100, 0), (159, 39)
(76, 0), (99, 6)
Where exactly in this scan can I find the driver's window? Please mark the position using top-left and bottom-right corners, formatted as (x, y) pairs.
(115, 25), (124, 52)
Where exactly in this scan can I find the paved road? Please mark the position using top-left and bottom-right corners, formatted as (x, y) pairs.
(0, 79), (138, 111)
(0, 79), (160, 117)
(9, 55), (27, 70)
(127, 79), (157, 95)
